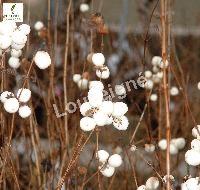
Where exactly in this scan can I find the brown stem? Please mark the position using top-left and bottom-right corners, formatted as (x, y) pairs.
(161, 0), (171, 189)
(8, 59), (35, 146)
(56, 130), (94, 190)
(63, 0), (71, 147)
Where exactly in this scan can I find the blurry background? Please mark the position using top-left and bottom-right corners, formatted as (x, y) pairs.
(20, 0), (200, 34)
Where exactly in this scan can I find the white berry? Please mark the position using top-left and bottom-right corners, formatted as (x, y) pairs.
(145, 177), (159, 190)
(80, 102), (91, 116)
(185, 149), (200, 166)
(0, 91), (14, 103)
(34, 21), (44, 31)
(80, 3), (89, 13)
(80, 117), (96, 131)
(92, 53), (105, 67)
(96, 67), (110, 79)
(8, 57), (20, 69)
(112, 102), (128, 117)
(17, 88), (31, 103)
(73, 74), (81, 83)
(89, 81), (104, 91)
(96, 150), (109, 163)
(18, 105), (31, 118)
(78, 79), (88, 90)
(34, 51), (51, 69)
(18, 24), (31, 35)
(108, 154), (122, 168)
(100, 164), (115, 177)
(0, 35), (12, 49)
(11, 49), (22, 58)
(115, 85), (126, 96)
(4, 98), (19, 113)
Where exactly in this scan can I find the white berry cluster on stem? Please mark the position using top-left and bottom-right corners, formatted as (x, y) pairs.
(79, 52), (129, 131)
(78, 52), (129, 178)
(0, 21), (31, 69)
(96, 150), (122, 177)
(144, 56), (166, 90)
(73, 73), (89, 90)
(158, 137), (186, 155)
(0, 88), (31, 118)
(0, 21), (52, 117)
(185, 125), (200, 166)
(80, 82), (129, 131)
(146, 56), (179, 102)
(91, 53), (110, 79)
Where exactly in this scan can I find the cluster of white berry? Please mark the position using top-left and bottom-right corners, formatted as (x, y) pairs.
(78, 53), (128, 131)
(78, 52), (128, 177)
(80, 84), (129, 131)
(91, 53), (110, 79)
(0, 21), (30, 68)
(0, 88), (31, 118)
(150, 86), (179, 103)
(73, 53), (116, 91)
(0, 20), (50, 70)
(0, 49), (51, 117)
(0, 20), (51, 117)
(145, 56), (179, 102)
(144, 144), (156, 153)
(158, 137), (186, 155)
(0, 21), (29, 50)
(144, 56), (166, 90)
(185, 125), (200, 166)
(137, 177), (159, 190)
(73, 74), (89, 90)
(96, 150), (122, 177)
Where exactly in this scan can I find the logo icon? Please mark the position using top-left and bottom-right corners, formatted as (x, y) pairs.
(11, 4), (16, 14)
(3, 3), (23, 22)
